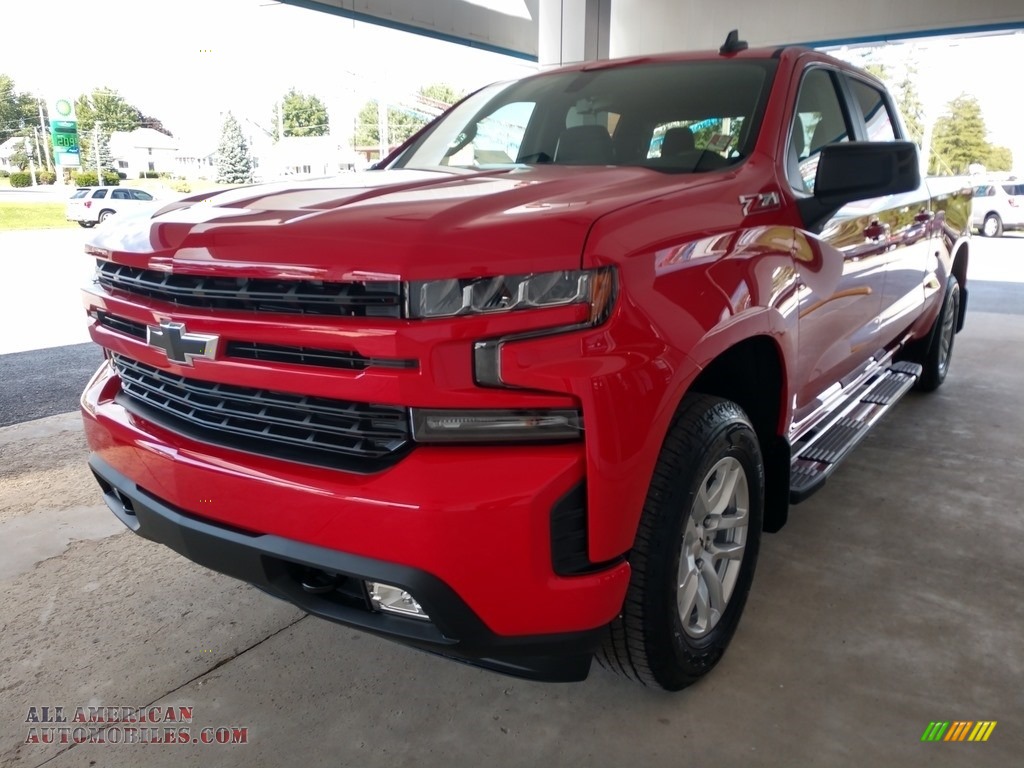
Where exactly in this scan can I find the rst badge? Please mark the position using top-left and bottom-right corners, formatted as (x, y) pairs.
(146, 321), (218, 365)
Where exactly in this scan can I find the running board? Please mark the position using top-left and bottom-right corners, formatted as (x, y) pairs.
(790, 361), (922, 503)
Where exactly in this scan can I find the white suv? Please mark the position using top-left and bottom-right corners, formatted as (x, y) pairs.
(66, 186), (157, 228)
(971, 181), (1024, 237)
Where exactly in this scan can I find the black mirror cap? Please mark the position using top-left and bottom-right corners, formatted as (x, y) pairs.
(799, 141), (921, 232)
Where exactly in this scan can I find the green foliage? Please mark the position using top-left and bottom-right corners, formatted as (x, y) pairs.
(273, 88), (330, 140)
(354, 83), (462, 148)
(929, 93), (1010, 175)
(215, 112), (253, 184)
(9, 172), (32, 188)
(74, 89), (141, 134)
(0, 169), (9, 178)
(73, 171), (120, 186)
(82, 128), (115, 173)
(0, 74), (38, 144)
(170, 179), (192, 193)
(7, 138), (31, 171)
(36, 170), (56, 185)
(140, 170), (160, 179)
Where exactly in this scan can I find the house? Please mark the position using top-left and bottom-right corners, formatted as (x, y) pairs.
(175, 142), (217, 181)
(0, 136), (29, 173)
(255, 135), (358, 182)
(109, 128), (178, 178)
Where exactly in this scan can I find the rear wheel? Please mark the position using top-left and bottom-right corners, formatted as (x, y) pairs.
(98, 209), (114, 223)
(598, 394), (763, 690)
(77, 221), (95, 228)
(982, 213), (1003, 237)
(915, 276), (960, 392)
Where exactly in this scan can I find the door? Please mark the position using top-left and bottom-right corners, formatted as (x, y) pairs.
(787, 67), (889, 423)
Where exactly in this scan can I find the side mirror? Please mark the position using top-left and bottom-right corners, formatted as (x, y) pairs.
(798, 141), (921, 232)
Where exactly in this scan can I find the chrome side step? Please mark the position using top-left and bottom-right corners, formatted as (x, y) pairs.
(789, 361), (922, 503)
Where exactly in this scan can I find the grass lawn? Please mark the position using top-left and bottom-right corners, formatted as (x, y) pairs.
(0, 203), (76, 231)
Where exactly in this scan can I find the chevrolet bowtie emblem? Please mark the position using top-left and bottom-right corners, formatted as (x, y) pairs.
(146, 321), (219, 365)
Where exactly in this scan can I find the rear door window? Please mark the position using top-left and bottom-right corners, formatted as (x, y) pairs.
(112, 189), (132, 200)
(848, 79), (898, 141)
(92, 189), (108, 199)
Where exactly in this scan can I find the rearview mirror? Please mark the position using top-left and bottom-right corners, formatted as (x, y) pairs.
(799, 141), (921, 232)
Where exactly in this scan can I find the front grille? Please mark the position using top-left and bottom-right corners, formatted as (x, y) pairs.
(112, 354), (411, 471)
(94, 312), (417, 372)
(96, 260), (404, 318)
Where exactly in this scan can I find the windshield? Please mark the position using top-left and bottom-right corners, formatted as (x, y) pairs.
(392, 59), (776, 174)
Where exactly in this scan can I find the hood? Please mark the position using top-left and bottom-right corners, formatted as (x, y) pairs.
(87, 167), (720, 281)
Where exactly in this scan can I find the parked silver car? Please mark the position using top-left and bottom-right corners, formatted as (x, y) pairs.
(66, 186), (157, 228)
(971, 180), (1024, 237)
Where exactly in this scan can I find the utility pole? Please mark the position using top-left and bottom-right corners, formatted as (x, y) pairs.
(95, 122), (102, 185)
(27, 135), (38, 187)
(33, 127), (45, 171)
(277, 102), (284, 142)
(377, 100), (388, 162)
(37, 99), (52, 172)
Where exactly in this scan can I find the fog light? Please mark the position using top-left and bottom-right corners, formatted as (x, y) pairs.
(366, 581), (430, 621)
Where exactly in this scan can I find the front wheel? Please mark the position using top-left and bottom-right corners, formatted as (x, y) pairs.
(598, 394), (763, 690)
(77, 221), (95, 228)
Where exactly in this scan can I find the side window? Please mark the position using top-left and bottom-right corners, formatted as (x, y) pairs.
(92, 189), (108, 199)
(788, 68), (851, 194)
(112, 189), (131, 200)
(849, 79), (897, 142)
(131, 190), (154, 201)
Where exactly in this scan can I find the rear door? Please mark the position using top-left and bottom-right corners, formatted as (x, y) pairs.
(842, 75), (931, 341)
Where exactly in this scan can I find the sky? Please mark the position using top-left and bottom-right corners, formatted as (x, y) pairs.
(1, 1), (1021, 171)
(1, 0), (537, 150)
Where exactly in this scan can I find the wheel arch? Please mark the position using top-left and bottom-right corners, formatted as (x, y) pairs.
(686, 335), (790, 533)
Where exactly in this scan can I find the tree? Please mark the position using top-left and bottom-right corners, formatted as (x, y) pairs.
(353, 83), (462, 148)
(74, 88), (141, 134)
(140, 114), (173, 137)
(82, 128), (115, 172)
(215, 112), (253, 184)
(929, 94), (1006, 175)
(0, 74), (38, 144)
(8, 137), (31, 171)
(273, 88), (329, 140)
(986, 144), (1013, 173)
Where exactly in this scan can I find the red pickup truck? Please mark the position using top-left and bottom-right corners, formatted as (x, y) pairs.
(81, 35), (970, 690)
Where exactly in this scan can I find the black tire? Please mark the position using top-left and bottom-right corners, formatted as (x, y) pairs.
(98, 209), (114, 223)
(77, 221), (95, 228)
(915, 276), (960, 392)
(597, 393), (764, 690)
(982, 213), (1003, 237)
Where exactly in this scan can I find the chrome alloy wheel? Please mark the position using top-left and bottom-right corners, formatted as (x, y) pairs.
(677, 456), (750, 639)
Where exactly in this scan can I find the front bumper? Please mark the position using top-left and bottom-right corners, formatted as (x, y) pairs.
(89, 455), (603, 682)
(82, 362), (631, 681)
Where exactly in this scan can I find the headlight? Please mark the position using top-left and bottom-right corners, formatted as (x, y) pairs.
(407, 267), (615, 322)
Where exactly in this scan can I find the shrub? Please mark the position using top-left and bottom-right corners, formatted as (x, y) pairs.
(139, 170), (160, 179)
(117, 171), (127, 180)
(36, 170), (57, 185)
(170, 179), (192, 194)
(0, 169), (10, 178)
(9, 172), (32, 188)
(73, 171), (120, 186)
